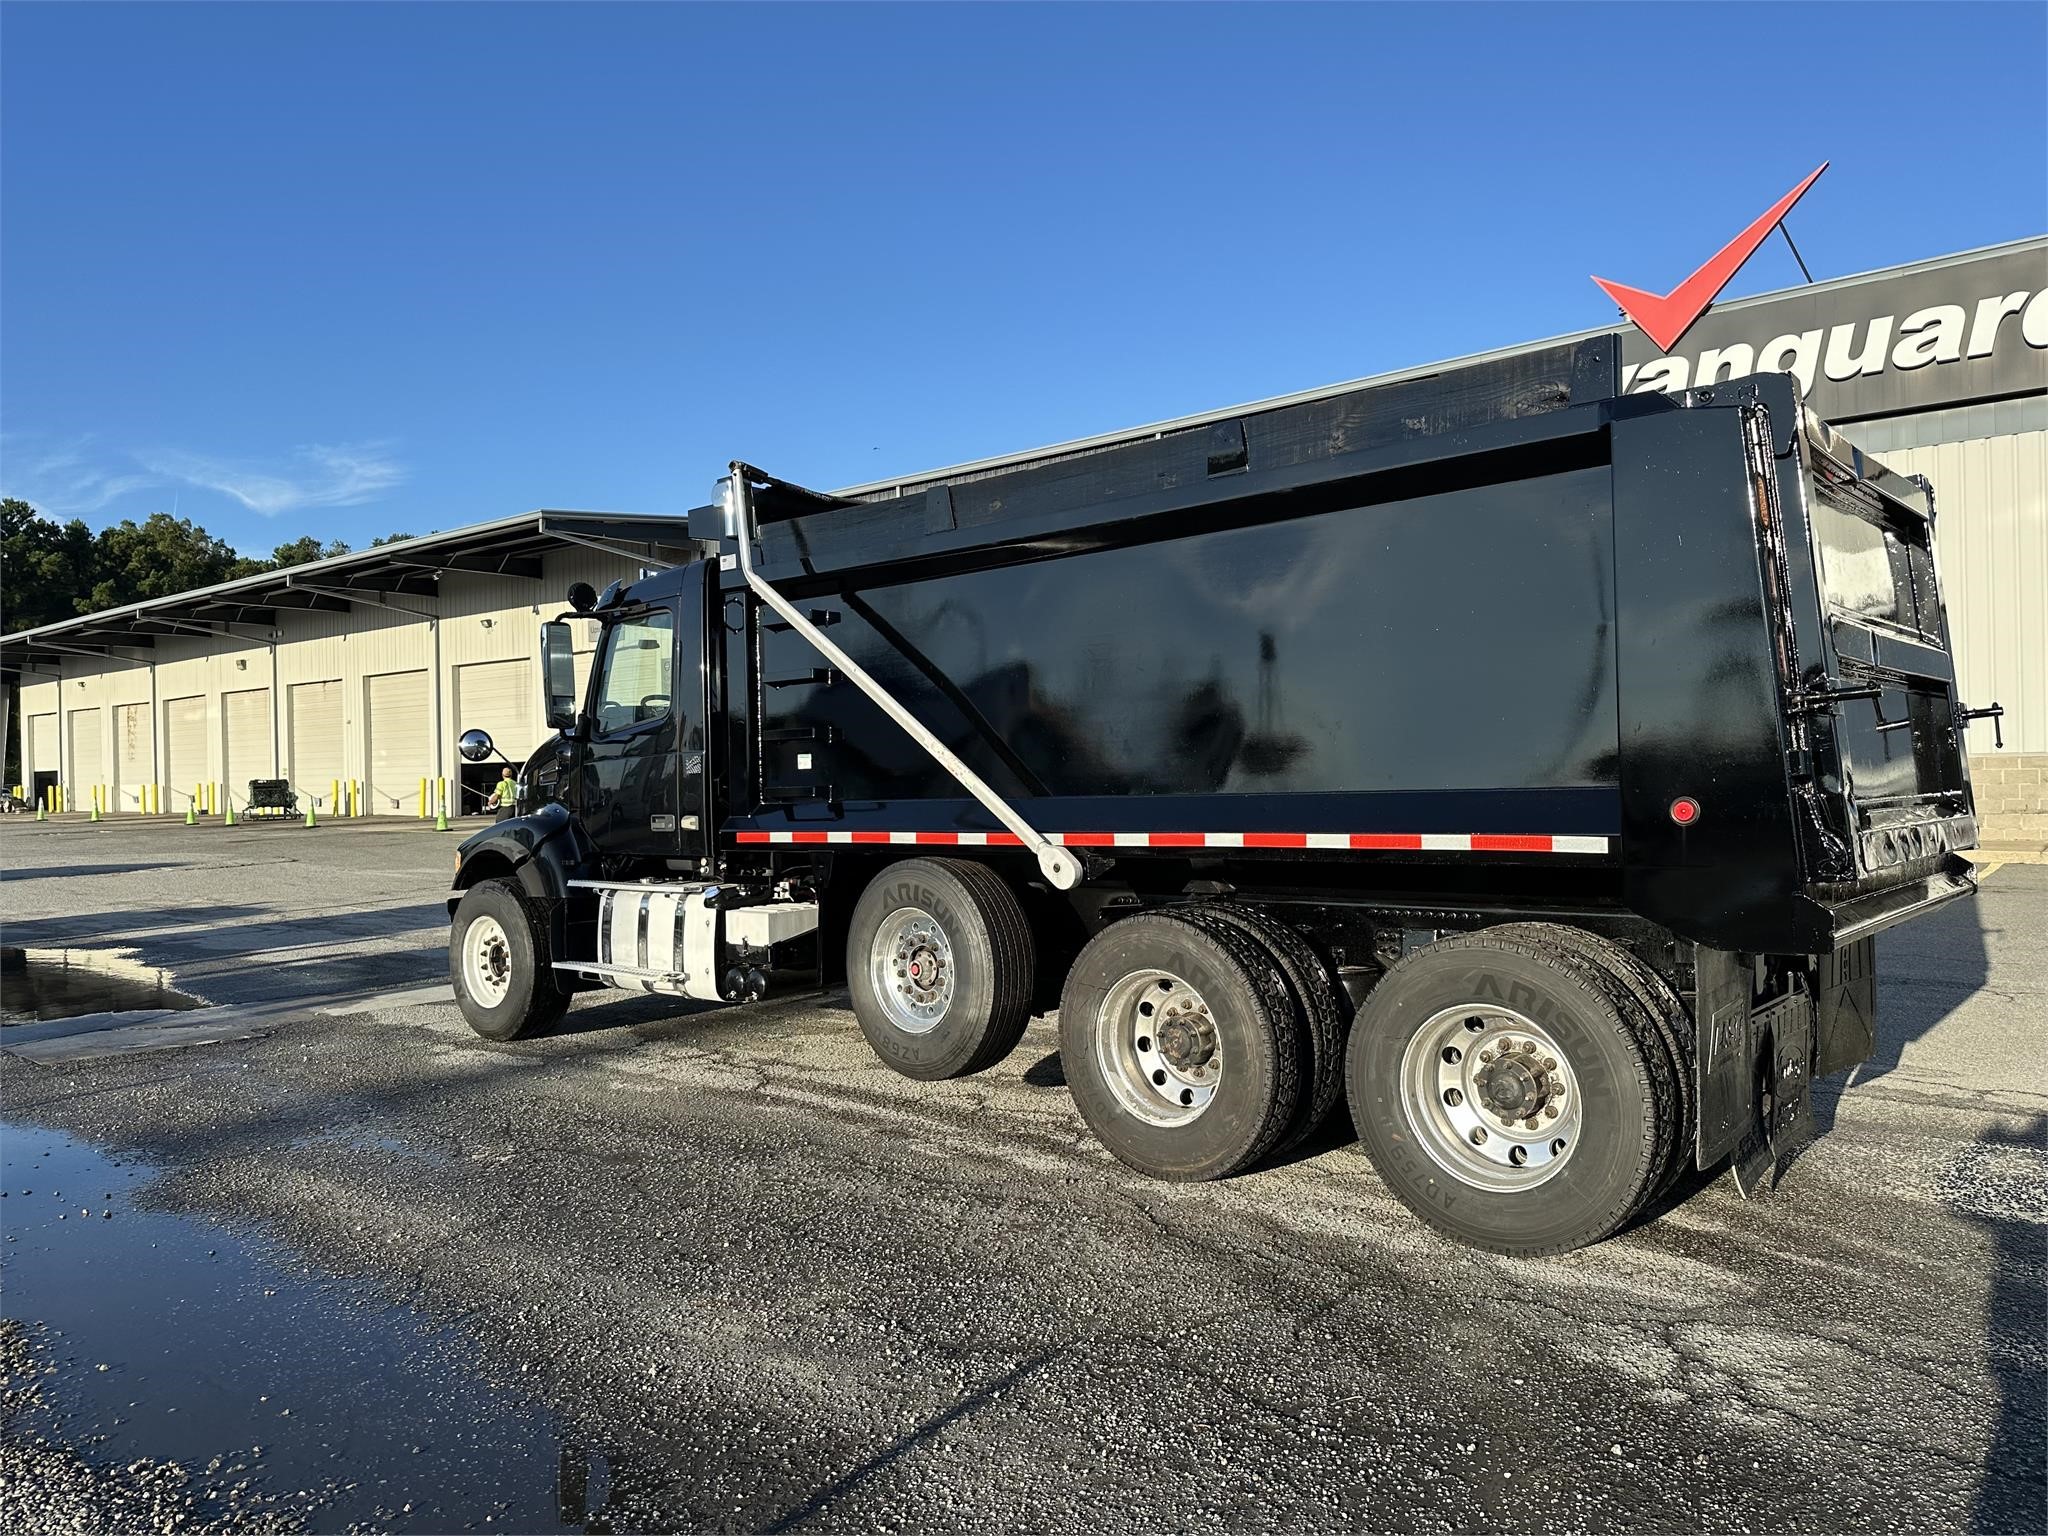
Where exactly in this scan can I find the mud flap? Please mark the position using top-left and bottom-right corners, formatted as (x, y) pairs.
(1731, 990), (1816, 1195)
(1694, 945), (1818, 1192)
(1814, 937), (1877, 1079)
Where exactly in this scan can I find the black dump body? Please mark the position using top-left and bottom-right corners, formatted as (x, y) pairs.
(698, 335), (1977, 957)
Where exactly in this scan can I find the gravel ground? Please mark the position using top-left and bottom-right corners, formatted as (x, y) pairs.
(2, 816), (2044, 1533)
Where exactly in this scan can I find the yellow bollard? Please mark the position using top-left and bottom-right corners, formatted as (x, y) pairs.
(419, 777), (428, 819)
(331, 778), (341, 818)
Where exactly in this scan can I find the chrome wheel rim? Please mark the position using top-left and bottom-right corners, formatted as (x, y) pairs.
(1399, 1004), (1582, 1191)
(1096, 968), (1221, 1127)
(868, 907), (955, 1035)
(463, 913), (514, 1009)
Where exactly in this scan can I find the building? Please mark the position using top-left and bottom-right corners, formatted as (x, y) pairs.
(3, 513), (696, 818)
(5, 236), (2045, 839)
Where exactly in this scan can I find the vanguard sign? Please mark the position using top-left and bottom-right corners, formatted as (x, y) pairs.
(1609, 239), (2047, 422)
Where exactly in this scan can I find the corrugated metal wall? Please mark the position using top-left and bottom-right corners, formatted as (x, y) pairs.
(13, 547), (651, 812)
(1849, 406), (2047, 756)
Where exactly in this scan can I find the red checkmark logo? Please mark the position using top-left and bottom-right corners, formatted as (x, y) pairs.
(1593, 163), (1829, 353)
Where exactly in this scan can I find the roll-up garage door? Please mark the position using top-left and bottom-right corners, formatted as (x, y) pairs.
(115, 703), (151, 810)
(455, 659), (536, 762)
(222, 687), (273, 809)
(365, 669), (431, 815)
(288, 680), (344, 808)
(67, 708), (103, 801)
(28, 714), (57, 774)
(164, 695), (208, 810)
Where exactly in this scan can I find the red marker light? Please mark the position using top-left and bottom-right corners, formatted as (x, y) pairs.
(1669, 797), (1702, 827)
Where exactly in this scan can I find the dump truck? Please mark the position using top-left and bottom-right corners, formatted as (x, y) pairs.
(445, 336), (2000, 1255)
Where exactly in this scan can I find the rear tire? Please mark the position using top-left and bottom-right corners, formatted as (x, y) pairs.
(1486, 923), (1694, 1190)
(450, 878), (570, 1042)
(847, 858), (1034, 1080)
(1344, 927), (1680, 1255)
(1060, 912), (1302, 1181)
(1176, 904), (1346, 1152)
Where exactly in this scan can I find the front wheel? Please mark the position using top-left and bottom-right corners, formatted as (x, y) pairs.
(449, 878), (570, 1041)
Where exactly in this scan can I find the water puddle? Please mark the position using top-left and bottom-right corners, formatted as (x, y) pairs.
(0, 1120), (647, 1532)
(1, 947), (205, 1024)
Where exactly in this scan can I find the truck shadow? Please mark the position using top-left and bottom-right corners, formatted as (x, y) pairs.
(1856, 871), (1996, 1084)
(1812, 868), (1997, 1137)
(1965, 1115), (2048, 1533)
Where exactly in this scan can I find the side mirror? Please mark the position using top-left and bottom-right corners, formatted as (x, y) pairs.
(540, 620), (580, 731)
(457, 729), (495, 763)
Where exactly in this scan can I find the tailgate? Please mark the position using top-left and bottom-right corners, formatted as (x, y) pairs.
(1799, 413), (1978, 880)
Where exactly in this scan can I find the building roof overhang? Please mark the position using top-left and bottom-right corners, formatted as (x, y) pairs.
(2, 509), (697, 678)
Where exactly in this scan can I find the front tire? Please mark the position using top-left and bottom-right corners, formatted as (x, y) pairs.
(450, 878), (570, 1041)
(846, 858), (1035, 1080)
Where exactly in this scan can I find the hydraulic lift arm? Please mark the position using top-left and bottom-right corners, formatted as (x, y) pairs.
(722, 464), (1085, 891)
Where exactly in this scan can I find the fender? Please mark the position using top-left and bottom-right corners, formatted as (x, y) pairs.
(448, 802), (596, 963)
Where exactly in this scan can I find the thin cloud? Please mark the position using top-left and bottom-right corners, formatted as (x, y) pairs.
(138, 441), (408, 516)
(0, 434), (162, 515)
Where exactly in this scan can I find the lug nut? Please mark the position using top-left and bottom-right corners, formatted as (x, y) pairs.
(1480, 1049), (1495, 1062)
(1544, 1105), (1559, 1119)
(1543, 1057), (1557, 1071)
(1521, 1041), (1538, 1056)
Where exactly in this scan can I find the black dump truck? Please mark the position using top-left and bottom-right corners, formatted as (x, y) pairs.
(445, 336), (1998, 1255)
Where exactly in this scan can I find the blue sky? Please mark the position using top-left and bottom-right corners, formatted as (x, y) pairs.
(3, 2), (2043, 557)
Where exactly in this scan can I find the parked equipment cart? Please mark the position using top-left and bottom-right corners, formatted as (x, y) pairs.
(446, 336), (1997, 1255)
(246, 779), (299, 818)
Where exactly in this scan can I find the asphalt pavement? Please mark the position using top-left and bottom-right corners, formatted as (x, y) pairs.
(2, 815), (2043, 1533)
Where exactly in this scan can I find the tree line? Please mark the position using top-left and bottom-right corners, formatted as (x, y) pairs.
(1, 498), (415, 634)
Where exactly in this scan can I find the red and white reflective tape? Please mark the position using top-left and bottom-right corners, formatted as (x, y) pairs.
(731, 829), (1610, 855)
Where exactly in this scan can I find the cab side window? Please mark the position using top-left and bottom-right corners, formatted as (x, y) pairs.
(592, 609), (674, 734)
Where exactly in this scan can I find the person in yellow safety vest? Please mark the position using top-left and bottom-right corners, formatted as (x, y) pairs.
(484, 766), (518, 821)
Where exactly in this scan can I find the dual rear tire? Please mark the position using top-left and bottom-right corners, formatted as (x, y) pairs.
(1344, 925), (1691, 1256)
(838, 861), (1694, 1255)
(845, 869), (1351, 1183)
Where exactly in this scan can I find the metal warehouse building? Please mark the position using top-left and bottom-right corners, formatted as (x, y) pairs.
(3, 513), (696, 819)
(5, 235), (2045, 840)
